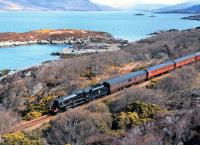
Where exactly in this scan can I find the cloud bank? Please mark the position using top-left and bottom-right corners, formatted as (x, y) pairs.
(90, 0), (198, 10)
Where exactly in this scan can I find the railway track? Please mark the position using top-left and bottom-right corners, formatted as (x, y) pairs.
(10, 115), (54, 132)
(8, 52), (200, 133)
(9, 73), (169, 133)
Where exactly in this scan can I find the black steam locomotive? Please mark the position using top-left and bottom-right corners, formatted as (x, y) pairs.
(50, 51), (200, 113)
(51, 84), (108, 113)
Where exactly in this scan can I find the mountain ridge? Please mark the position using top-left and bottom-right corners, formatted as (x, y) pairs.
(0, 0), (112, 11)
(157, 2), (200, 13)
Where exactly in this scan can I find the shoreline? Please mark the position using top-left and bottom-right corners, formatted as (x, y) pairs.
(0, 29), (128, 55)
(0, 28), (128, 72)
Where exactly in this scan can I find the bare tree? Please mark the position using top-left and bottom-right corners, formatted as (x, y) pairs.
(0, 105), (20, 135)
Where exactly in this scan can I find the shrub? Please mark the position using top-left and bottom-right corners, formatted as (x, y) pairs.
(126, 101), (165, 119)
(1, 131), (44, 145)
(146, 80), (160, 89)
(38, 96), (54, 114)
(113, 112), (129, 130)
(23, 96), (54, 120)
(127, 112), (140, 125)
(109, 88), (165, 113)
(113, 112), (141, 130)
(47, 110), (97, 145)
(23, 111), (42, 121)
(157, 66), (198, 93)
(0, 106), (19, 134)
(47, 107), (113, 145)
(46, 101), (117, 145)
(86, 102), (110, 114)
(113, 101), (166, 130)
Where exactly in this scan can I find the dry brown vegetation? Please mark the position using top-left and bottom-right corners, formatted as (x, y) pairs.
(0, 51), (134, 114)
(46, 102), (114, 145)
(0, 29), (200, 114)
(1, 28), (200, 144)
(116, 110), (200, 145)
(1, 28), (200, 114)
(45, 61), (200, 145)
(0, 29), (113, 42)
(156, 66), (198, 93)
(0, 106), (20, 135)
(125, 28), (200, 61)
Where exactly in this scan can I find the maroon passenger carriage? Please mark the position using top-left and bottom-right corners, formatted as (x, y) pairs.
(145, 61), (175, 79)
(174, 54), (196, 68)
(103, 70), (147, 94)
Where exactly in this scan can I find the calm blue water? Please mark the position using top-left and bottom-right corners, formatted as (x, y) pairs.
(0, 11), (199, 41)
(0, 45), (66, 70)
(0, 11), (199, 70)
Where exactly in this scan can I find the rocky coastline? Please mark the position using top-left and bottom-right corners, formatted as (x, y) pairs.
(182, 14), (200, 21)
(147, 29), (180, 36)
(0, 29), (128, 55)
(52, 42), (124, 56)
(0, 69), (10, 78)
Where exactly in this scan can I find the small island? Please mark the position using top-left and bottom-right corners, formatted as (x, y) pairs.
(135, 13), (145, 16)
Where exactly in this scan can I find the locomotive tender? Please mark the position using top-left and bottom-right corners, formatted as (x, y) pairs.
(50, 52), (200, 113)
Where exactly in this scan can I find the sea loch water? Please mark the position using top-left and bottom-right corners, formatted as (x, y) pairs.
(0, 11), (199, 70)
(0, 45), (67, 70)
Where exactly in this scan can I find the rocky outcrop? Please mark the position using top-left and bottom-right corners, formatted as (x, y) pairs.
(53, 41), (127, 56)
(0, 29), (127, 55)
(0, 40), (37, 47)
(0, 29), (119, 47)
(148, 29), (179, 36)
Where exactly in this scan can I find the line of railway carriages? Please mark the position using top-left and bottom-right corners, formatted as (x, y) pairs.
(50, 52), (200, 113)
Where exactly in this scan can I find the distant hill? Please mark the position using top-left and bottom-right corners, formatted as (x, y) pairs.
(133, 4), (167, 11)
(176, 4), (200, 13)
(157, 2), (200, 13)
(0, 0), (113, 11)
(156, 2), (196, 12)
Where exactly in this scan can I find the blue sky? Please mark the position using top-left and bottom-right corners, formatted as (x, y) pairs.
(90, 0), (199, 9)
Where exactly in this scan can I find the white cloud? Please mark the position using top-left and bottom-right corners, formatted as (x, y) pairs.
(0, 0), (23, 10)
(90, 0), (198, 10)
(90, 0), (136, 9)
(137, 0), (189, 5)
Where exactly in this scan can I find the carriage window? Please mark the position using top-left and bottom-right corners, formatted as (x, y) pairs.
(128, 79), (132, 82)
